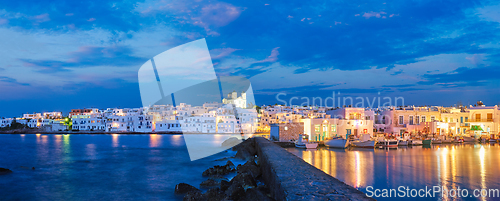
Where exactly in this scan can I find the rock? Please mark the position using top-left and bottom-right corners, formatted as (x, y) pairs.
(0, 168), (13, 175)
(220, 180), (231, 191)
(221, 137), (242, 148)
(204, 187), (226, 201)
(202, 162), (235, 176)
(200, 179), (220, 188)
(208, 175), (229, 182)
(225, 160), (235, 170)
(230, 172), (257, 189)
(225, 183), (246, 200)
(233, 138), (257, 160)
(183, 191), (205, 201)
(237, 160), (261, 178)
(175, 183), (201, 194)
(240, 188), (273, 201)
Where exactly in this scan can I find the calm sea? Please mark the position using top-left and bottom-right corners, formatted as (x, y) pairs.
(0, 134), (244, 201)
(287, 144), (500, 201)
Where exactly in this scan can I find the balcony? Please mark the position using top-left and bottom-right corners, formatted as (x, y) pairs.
(470, 119), (494, 122)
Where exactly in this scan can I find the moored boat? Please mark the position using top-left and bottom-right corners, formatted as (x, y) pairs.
(295, 134), (318, 149)
(398, 140), (409, 146)
(489, 134), (498, 143)
(351, 134), (375, 148)
(412, 140), (423, 146)
(432, 138), (442, 144)
(380, 139), (398, 148)
(351, 140), (376, 148)
(462, 136), (475, 142)
(422, 139), (432, 145)
(324, 138), (350, 149)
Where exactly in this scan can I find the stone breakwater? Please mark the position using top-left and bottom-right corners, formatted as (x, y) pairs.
(255, 137), (375, 200)
(175, 137), (374, 201)
(175, 138), (273, 201)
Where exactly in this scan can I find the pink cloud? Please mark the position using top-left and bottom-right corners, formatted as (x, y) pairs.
(87, 18), (96, 22)
(31, 13), (50, 23)
(65, 13), (74, 16)
(355, 14), (360, 16)
(0, 18), (8, 25)
(287, 15), (293, 19)
(198, 3), (242, 27)
(466, 54), (484, 66)
(210, 48), (240, 59)
(362, 11), (387, 19)
(334, 21), (341, 25)
(257, 47), (280, 63)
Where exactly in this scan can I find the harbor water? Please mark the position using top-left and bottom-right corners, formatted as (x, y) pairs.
(0, 134), (243, 201)
(287, 143), (500, 200)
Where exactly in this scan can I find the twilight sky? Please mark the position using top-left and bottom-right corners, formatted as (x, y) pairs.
(1, 0), (500, 117)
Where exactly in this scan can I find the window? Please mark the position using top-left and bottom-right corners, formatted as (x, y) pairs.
(460, 117), (463, 123)
(416, 116), (420, 125)
(430, 116), (435, 122)
(444, 117), (448, 123)
(487, 113), (493, 121)
(399, 116), (404, 125)
(409, 116), (414, 125)
(465, 117), (468, 122)
(476, 114), (481, 121)
(331, 125), (336, 132)
(346, 129), (352, 135)
(315, 125), (320, 132)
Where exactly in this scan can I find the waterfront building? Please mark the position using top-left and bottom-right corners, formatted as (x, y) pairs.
(72, 115), (106, 131)
(467, 104), (500, 138)
(270, 122), (304, 142)
(43, 112), (62, 119)
(23, 113), (42, 119)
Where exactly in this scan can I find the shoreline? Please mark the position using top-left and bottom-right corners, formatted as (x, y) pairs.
(0, 130), (270, 135)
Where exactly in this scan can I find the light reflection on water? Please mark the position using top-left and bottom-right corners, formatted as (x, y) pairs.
(287, 143), (500, 201)
(0, 134), (242, 201)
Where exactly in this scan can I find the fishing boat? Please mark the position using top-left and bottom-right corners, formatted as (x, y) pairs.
(398, 140), (409, 146)
(398, 133), (410, 146)
(490, 134), (498, 143)
(422, 139), (432, 145)
(462, 136), (475, 142)
(351, 134), (376, 148)
(412, 140), (423, 146)
(442, 137), (452, 144)
(295, 134), (318, 149)
(324, 137), (350, 149)
(380, 139), (398, 148)
(432, 138), (442, 144)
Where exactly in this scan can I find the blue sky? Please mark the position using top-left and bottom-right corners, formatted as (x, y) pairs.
(1, 0), (500, 117)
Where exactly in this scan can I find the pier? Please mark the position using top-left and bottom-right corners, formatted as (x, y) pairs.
(255, 137), (374, 200)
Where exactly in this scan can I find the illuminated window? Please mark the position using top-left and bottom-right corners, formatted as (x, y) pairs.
(421, 116), (426, 123)
(315, 125), (320, 132)
(399, 116), (404, 125)
(331, 125), (336, 132)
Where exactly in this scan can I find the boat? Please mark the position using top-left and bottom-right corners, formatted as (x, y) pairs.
(398, 133), (410, 146)
(462, 136), (475, 142)
(455, 137), (464, 143)
(398, 140), (409, 146)
(380, 139), (398, 148)
(422, 139), (432, 145)
(432, 138), (442, 144)
(411, 140), (423, 146)
(351, 134), (376, 148)
(442, 137), (452, 144)
(324, 137), (350, 149)
(295, 135), (318, 149)
(490, 134), (498, 143)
